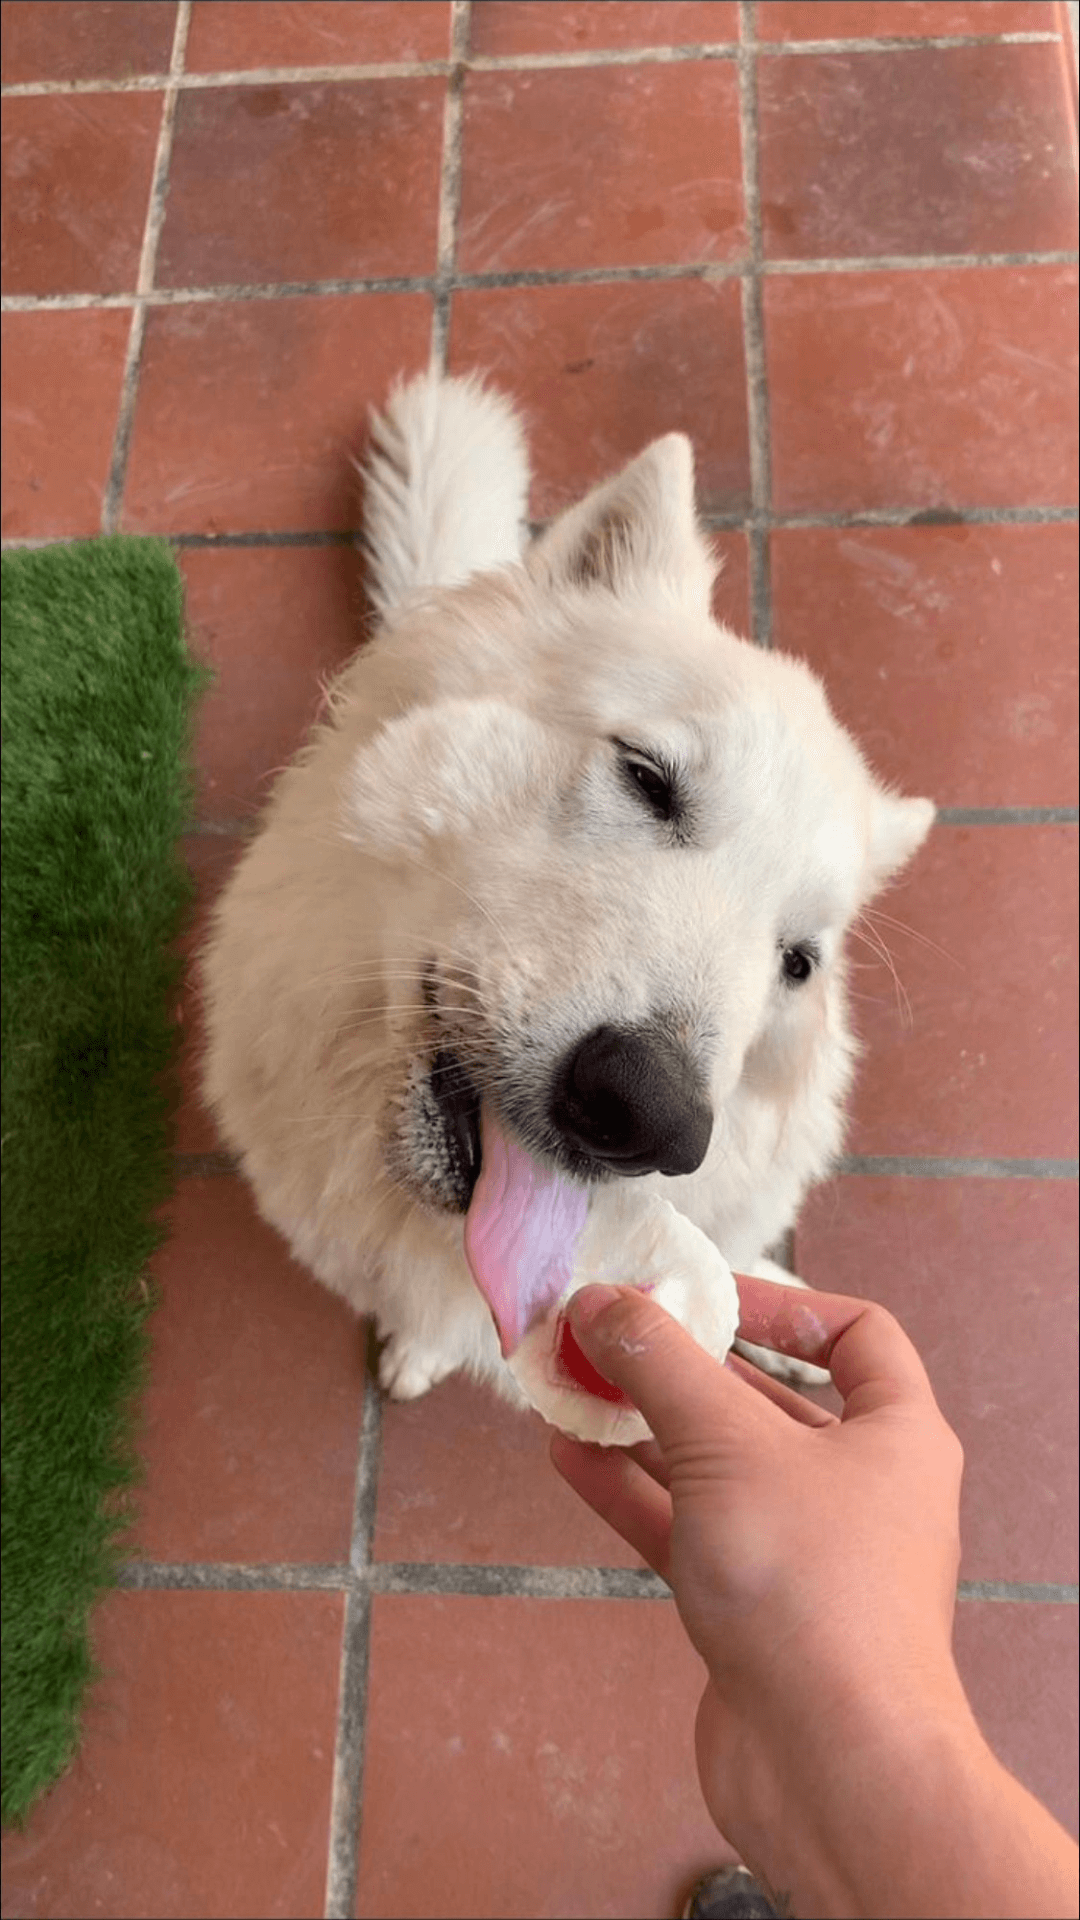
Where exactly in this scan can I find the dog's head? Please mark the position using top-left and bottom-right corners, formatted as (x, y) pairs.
(343, 435), (933, 1220)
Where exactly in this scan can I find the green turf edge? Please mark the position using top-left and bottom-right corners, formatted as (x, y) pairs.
(1, 537), (209, 1824)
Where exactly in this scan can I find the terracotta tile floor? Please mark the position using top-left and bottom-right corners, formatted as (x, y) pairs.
(2, 3), (1077, 1915)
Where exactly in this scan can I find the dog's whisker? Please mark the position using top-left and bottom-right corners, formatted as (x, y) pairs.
(844, 986), (904, 1008)
(849, 918), (913, 1029)
(332, 1001), (494, 1026)
(334, 1000), (491, 1020)
(339, 1180), (411, 1243)
(331, 1016), (491, 1044)
(332, 944), (484, 973)
(303, 952), (488, 996)
(398, 854), (516, 958)
(862, 907), (962, 971)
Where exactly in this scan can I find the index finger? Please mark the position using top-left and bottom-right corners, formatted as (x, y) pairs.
(734, 1275), (938, 1417)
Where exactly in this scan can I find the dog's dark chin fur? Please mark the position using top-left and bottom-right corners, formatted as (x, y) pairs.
(428, 1050), (482, 1210)
(382, 1050), (481, 1216)
(394, 1047), (632, 1220)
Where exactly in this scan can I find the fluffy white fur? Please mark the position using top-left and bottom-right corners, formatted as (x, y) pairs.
(202, 372), (933, 1402)
(361, 370), (530, 615)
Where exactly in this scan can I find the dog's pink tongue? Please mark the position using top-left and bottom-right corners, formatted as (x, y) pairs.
(464, 1108), (588, 1357)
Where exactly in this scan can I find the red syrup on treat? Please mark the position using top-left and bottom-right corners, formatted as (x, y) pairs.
(555, 1317), (633, 1405)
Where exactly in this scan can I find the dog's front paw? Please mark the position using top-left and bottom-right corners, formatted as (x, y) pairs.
(378, 1332), (457, 1401)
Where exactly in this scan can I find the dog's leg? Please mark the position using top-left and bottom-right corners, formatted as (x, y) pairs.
(733, 1256), (831, 1389)
(378, 1329), (462, 1401)
(374, 1251), (505, 1401)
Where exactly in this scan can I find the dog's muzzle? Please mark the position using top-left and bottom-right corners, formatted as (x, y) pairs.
(549, 1023), (713, 1178)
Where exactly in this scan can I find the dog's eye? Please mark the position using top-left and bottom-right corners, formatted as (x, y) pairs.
(781, 944), (817, 986)
(620, 753), (676, 822)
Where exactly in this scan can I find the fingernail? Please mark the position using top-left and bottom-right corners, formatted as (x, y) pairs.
(567, 1283), (621, 1332)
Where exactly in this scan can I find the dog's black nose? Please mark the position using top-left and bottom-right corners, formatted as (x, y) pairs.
(551, 1024), (713, 1177)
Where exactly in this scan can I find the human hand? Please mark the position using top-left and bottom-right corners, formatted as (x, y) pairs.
(552, 1278), (970, 1898)
(551, 1278), (1079, 1918)
(553, 1273), (964, 1714)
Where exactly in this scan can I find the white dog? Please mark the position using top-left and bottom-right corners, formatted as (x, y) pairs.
(202, 372), (933, 1403)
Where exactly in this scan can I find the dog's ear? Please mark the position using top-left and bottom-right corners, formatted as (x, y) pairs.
(344, 698), (559, 859)
(527, 435), (717, 614)
(865, 790), (936, 894)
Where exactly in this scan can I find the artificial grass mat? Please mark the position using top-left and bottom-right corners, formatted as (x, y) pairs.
(2, 537), (205, 1823)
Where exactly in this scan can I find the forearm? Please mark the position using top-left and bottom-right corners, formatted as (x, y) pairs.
(711, 1684), (1079, 1920)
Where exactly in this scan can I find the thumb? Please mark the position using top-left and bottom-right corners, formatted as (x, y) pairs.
(565, 1282), (753, 1456)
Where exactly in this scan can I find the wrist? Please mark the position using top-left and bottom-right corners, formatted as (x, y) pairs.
(705, 1665), (989, 1918)
(779, 1695), (992, 1919)
(718, 1684), (1078, 1920)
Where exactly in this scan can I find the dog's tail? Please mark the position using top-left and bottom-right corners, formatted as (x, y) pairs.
(361, 370), (530, 616)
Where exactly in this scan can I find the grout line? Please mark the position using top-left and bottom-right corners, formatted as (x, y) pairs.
(349, 1335), (385, 1578)
(113, 1560), (672, 1599)
(132, 7), (190, 299)
(99, 1), (190, 535)
(761, 248), (1079, 274)
(114, 1560), (1079, 1604)
(447, 246), (1080, 285)
(117, 1560), (349, 1590)
(171, 527), (359, 548)
(466, 42), (739, 69)
(839, 1155), (1079, 1180)
(6, 505), (1077, 562)
(1, 75), (165, 96)
(0, 29), (1064, 96)
(173, 1151), (240, 1179)
(323, 1591), (374, 1920)
(173, 59), (448, 87)
(5, 252), (1076, 318)
(468, 30), (1063, 67)
(755, 31), (1063, 54)
(957, 1581), (1080, 1604)
(737, 2), (773, 649)
(369, 1563), (673, 1599)
(10, 503), (1074, 559)
(2, 278), (434, 312)
(0, 62), (450, 97)
(183, 816), (255, 838)
(936, 806), (1079, 826)
(323, 1346), (383, 1920)
(759, 503), (1080, 529)
(430, 0), (470, 372)
(99, 305), (149, 533)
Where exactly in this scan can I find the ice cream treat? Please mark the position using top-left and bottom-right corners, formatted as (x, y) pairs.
(464, 1109), (740, 1444)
